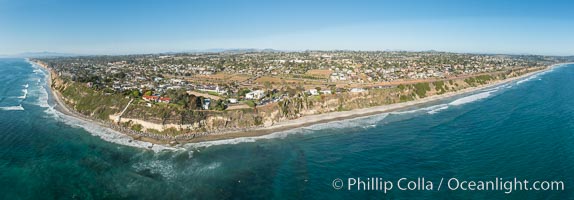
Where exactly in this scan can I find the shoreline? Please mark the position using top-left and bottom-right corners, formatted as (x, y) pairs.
(31, 59), (565, 148)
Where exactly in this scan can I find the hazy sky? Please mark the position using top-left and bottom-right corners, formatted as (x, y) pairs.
(1, 0), (573, 55)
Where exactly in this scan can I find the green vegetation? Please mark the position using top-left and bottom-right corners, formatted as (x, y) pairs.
(131, 124), (143, 131)
(399, 95), (413, 102)
(210, 99), (227, 111)
(464, 75), (493, 86)
(238, 88), (251, 97)
(243, 100), (256, 108)
(59, 81), (129, 120)
(163, 127), (184, 136)
(397, 84), (406, 90)
(433, 81), (446, 94)
(207, 91), (220, 96)
(253, 116), (263, 126)
(413, 82), (430, 98)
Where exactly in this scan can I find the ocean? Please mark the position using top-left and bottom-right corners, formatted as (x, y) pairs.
(0, 58), (572, 199)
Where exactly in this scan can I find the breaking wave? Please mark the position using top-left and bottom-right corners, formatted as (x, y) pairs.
(391, 103), (452, 115)
(0, 105), (24, 111)
(305, 113), (390, 131)
(36, 83), (50, 108)
(427, 105), (449, 114)
(516, 76), (536, 85)
(449, 91), (493, 106)
(19, 89), (28, 99)
(45, 106), (179, 152)
(184, 113), (392, 149)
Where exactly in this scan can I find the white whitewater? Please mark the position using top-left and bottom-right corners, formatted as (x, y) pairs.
(19, 88), (28, 99)
(0, 104), (24, 111)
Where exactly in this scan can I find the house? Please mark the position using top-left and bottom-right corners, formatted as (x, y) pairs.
(350, 88), (366, 93)
(245, 90), (265, 100)
(158, 97), (171, 103)
(309, 89), (319, 96)
(228, 98), (238, 104)
(203, 99), (211, 110)
(197, 85), (227, 95)
(143, 95), (170, 103)
(142, 95), (158, 102)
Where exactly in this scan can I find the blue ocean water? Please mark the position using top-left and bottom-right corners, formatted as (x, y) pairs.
(0, 58), (572, 199)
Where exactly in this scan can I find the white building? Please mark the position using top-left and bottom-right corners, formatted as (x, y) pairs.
(350, 88), (366, 93)
(203, 99), (211, 110)
(245, 90), (265, 100)
(197, 85), (227, 95)
(309, 89), (319, 96)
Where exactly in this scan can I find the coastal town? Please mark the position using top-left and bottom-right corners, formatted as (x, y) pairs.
(33, 51), (570, 143)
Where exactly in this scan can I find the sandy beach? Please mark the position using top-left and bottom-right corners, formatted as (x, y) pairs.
(31, 59), (563, 147)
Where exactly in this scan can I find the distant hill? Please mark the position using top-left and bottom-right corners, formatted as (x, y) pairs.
(183, 48), (283, 54)
(0, 51), (80, 58)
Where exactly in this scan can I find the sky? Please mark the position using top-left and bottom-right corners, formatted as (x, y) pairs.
(0, 0), (573, 56)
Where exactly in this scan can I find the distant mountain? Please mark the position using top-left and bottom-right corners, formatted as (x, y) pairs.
(183, 48), (283, 54)
(0, 49), (285, 58)
(0, 51), (80, 58)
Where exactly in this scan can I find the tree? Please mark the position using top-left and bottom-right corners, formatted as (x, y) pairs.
(329, 85), (337, 94)
(238, 88), (251, 97)
(197, 96), (205, 110)
(131, 90), (141, 98)
(211, 99), (227, 111)
(186, 94), (200, 110)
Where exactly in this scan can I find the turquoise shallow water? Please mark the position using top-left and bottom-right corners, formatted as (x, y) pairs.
(0, 58), (572, 199)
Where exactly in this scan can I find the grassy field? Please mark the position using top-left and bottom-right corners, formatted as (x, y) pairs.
(305, 69), (332, 78)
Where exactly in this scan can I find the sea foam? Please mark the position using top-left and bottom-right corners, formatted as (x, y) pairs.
(19, 89), (28, 99)
(0, 105), (24, 111)
(427, 105), (449, 114)
(448, 91), (493, 106)
(132, 160), (178, 180)
(46, 106), (179, 152)
(184, 113), (391, 149)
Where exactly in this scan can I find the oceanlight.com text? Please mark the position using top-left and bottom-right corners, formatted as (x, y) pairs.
(332, 177), (564, 194)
